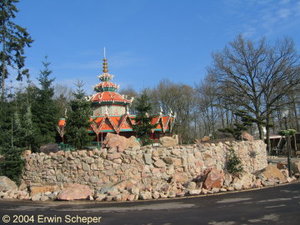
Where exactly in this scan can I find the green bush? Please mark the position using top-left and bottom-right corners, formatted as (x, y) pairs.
(226, 148), (243, 175)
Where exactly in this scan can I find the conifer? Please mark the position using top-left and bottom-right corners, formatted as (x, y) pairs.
(133, 92), (156, 146)
(0, 0), (33, 98)
(32, 57), (58, 146)
(65, 81), (92, 149)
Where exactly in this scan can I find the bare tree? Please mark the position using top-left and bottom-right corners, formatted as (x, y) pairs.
(53, 84), (73, 118)
(209, 35), (300, 152)
(148, 79), (196, 143)
(119, 86), (138, 114)
(195, 74), (223, 136)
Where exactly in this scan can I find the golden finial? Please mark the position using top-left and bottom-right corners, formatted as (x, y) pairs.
(103, 58), (108, 73)
(102, 47), (108, 73)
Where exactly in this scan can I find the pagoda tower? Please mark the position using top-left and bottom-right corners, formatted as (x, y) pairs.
(58, 55), (176, 144)
(90, 58), (134, 116)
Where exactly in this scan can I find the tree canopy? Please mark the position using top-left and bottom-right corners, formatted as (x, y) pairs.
(0, 0), (33, 98)
(208, 35), (300, 151)
(132, 92), (156, 146)
(65, 81), (92, 149)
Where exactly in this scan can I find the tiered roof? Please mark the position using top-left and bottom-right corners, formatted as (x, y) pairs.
(89, 114), (175, 134)
(90, 58), (133, 106)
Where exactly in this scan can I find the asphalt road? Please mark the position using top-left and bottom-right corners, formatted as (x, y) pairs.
(0, 182), (300, 225)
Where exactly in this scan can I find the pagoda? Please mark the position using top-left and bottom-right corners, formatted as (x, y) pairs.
(89, 58), (133, 116)
(58, 56), (176, 145)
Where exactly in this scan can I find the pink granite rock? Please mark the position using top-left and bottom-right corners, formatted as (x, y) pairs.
(103, 133), (140, 151)
(172, 173), (189, 183)
(0, 176), (17, 192)
(159, 135), (178, 147)
(203, 168), (225, 190)
(57, 184), (93, 201)
(127, 136), (141, 148)
(260, 164), (286, 183)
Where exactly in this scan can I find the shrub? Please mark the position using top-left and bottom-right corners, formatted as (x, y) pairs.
(226, 148), (243, 175)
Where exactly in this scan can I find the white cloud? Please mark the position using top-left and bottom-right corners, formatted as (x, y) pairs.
(224, 0), (300, 38)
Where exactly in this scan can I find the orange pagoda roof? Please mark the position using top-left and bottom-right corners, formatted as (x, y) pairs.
(88, 114), (175, 134)
(58, 114), (175, 134)
(90, 91), (132, 105)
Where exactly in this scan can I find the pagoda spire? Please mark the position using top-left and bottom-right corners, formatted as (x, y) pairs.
(94, 51), (119, 92)
(103, 58), (108, 73)
(103, 47), (108, 73)
(98, 48), (113, 82)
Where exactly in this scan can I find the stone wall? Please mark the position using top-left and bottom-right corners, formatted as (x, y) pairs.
(22, 140), (267, 197)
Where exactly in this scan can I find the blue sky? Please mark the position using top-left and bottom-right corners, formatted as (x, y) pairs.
(14, 0), (300, 94)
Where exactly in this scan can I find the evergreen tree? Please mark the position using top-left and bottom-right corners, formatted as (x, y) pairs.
(22, 105), (35, 149)
(0, 96), (24, 184)
(0, 0), (33, 98)
(0, 146), (24, 184)
(65, 81), (92, 149)
(0, 98), (13, 150)
(12, 102), (35, 149)
(32, 57), (58, 147)
(132, 92), (156, 146)
(10, 81), (39, 150)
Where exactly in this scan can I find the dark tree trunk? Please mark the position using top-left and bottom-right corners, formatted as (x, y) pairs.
(257, 123), (264, 140)
(266, 116), (271, 154)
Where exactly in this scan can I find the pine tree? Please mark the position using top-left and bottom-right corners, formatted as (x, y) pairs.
(32, 57), (58, 147)
(13, 103), (35, 149)
(0, 0), (33, 98)
(0, 95), (24, 184)
(9, 81), (39, 150)
(0, 146), (24, 184)
(65, 81), (92, 149)
(0, 98), (13, 150)
(22, 105), (35, 149)
(132, 92), (156, 146)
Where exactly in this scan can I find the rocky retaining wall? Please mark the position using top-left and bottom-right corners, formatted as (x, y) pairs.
(18, 140), (269, 201)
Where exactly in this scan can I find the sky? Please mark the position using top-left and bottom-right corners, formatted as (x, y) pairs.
(13, 0), (300, 94)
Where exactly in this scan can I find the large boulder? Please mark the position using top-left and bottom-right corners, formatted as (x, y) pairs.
(203, 168), (225, 190)
(127, 136), (141, 148)
(241, 132), (254, 141)
(159, 135), (178, 147)
(260, 164), (286, 183)
(0, 176), (18, 192)
(22, 150), (32, 157)
(172, 173), (189, 183)
(194, 136), (210, 145)
(201, 136), (210, 142)
(57, 184), (93, 201)
(40, 143), (59, 154)
(232, 173), (256, 190)
(103, 133), (140, 151)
